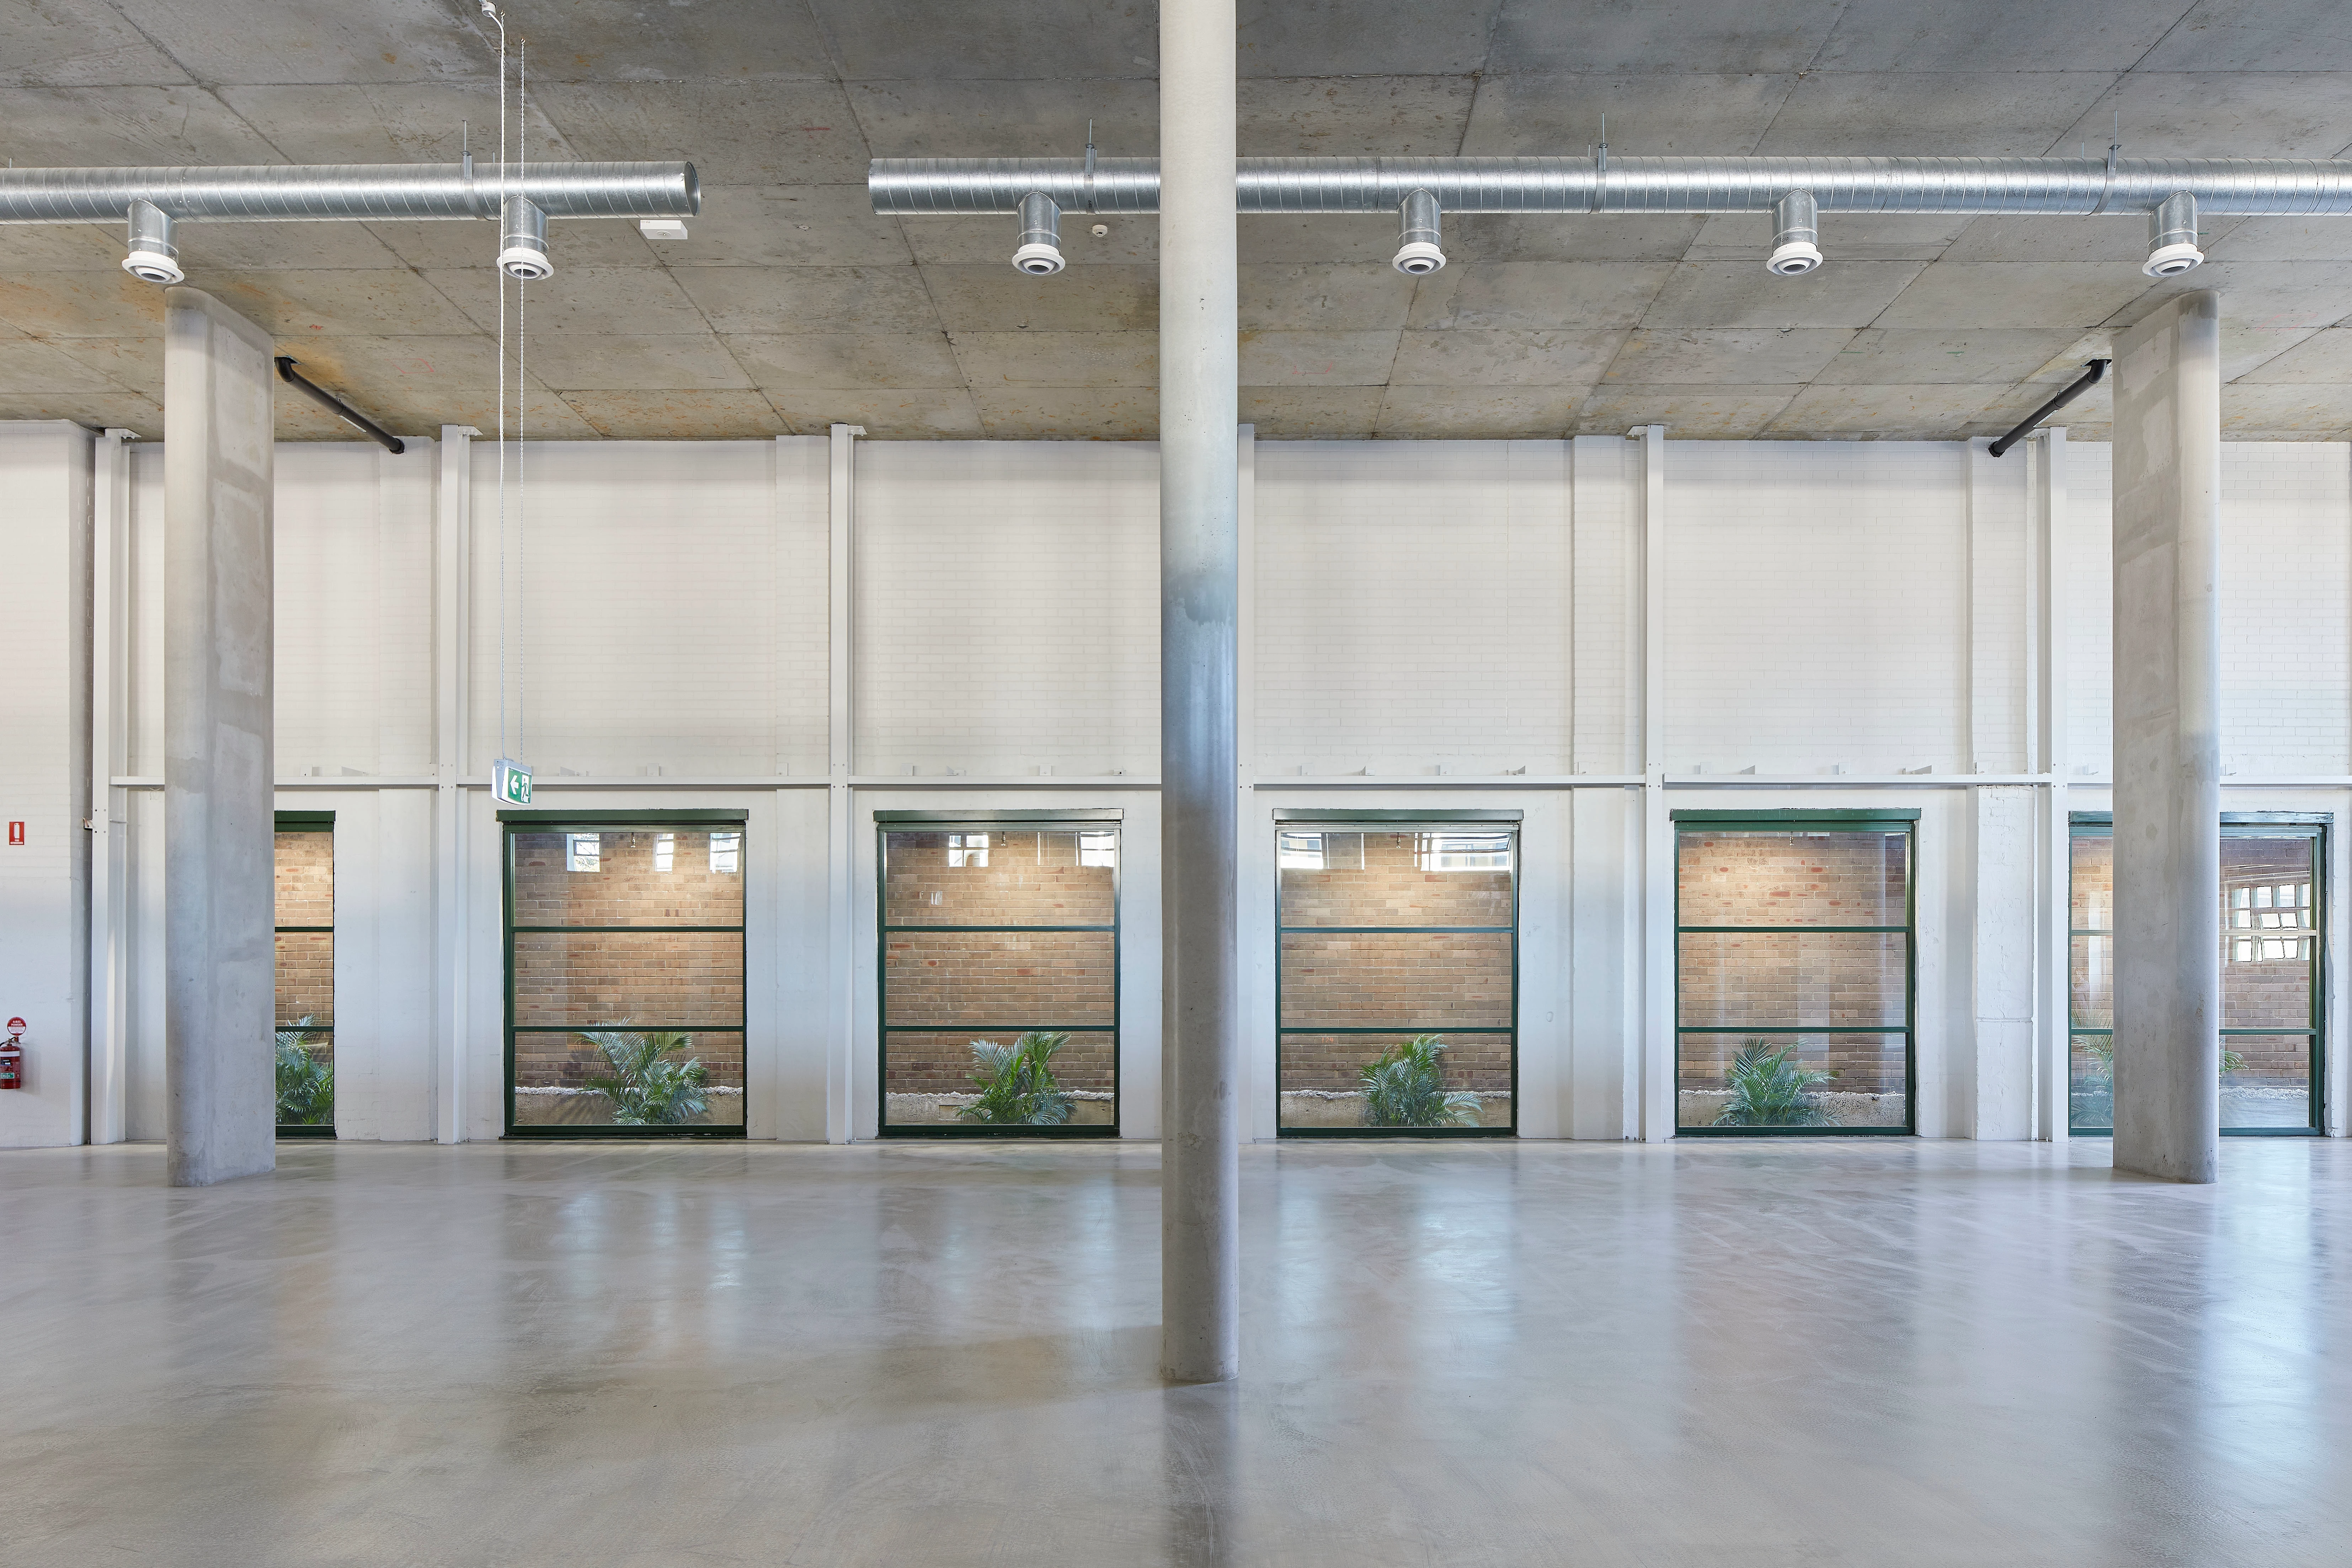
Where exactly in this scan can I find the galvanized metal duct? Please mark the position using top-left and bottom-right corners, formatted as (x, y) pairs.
(0, 161), (699, 223)
(869, 155), (2352, 216)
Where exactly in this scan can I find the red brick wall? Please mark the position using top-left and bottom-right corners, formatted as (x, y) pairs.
(274, 831), (334, 1059)
(508, 828), (747, 1098)
(880, 830), (1119, 1097)
(2070, 831), (2318, 1082)
(1675, 831), (1911, 1095)
(1277, 831), (1515, 1097)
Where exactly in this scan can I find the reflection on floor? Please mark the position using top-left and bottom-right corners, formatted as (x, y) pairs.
(8, 1138), (2351, 1566)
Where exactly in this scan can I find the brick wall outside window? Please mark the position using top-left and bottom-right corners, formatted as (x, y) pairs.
(880, 830), (1118, 1101)
(1276, 831), (1516, 1103)
(1675, 831), (1911, 1097)
(508, 829), (746, 1111)
(274, 830), (334, 1061)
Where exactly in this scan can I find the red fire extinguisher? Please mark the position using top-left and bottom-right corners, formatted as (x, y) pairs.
(0, 1019), (23, 1090)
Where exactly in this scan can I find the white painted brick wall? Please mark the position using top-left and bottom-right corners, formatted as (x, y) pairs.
(1666, 442), (1969, 774)
(854, 441), (1161, 778)
(1255, 441), (1571, 777)
(465, 440), (821, 777)
(1570, 436), (1637, 775)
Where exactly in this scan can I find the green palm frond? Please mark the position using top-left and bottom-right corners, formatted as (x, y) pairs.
(578, 1027), (711, 1126)
(958, 1031), (1076, 1125)
(274, 1015), (334, 1125)
(1713, 1038), (1835, 1127)
(1358, 1034), (1482, 1127)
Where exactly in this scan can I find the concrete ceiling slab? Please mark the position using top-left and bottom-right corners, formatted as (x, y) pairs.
(954, 330), (1158, 387)
(518, 333), (753, 391)
(110, 0), (484, 85)
(1756, 72), (2117, 156)
(763, 386), (983, 437)
(670, 265), (939, 335)
(0, 0), (188, 88)
(1641, 261), (1926, 329)
(1486, 0), (1847, 76)
(1240, 330), (1400, 386)
(558, 389), (787, 439)
(1759, 382), (2018, 438)
(1376, 383), (1590, 438)
(1811, 0), (2189, 73)
(1392, 328), (1626, 386)
(1405, 263), (1673, 331)
(967, 384), (1158, 438)
(1242, 385), (1383, 436)
(2139, 0), (2352, 73)
(2220, 382), (2352, 431)
(4, 0), (2350, 442)
(1603, 327), (1858, 384)
(722, 331), (964, 390)
(1573, 383), (1801, 438)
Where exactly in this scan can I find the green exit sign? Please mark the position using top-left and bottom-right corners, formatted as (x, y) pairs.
(493, 759), (533, 806)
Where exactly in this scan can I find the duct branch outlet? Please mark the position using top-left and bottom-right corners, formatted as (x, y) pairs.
(2145, 191), (2203, 277)
(1392, 189), (1445, 275)
(1012, 191), (1065, 274)
(1768, 189), (1822, 275)
(498, 196), (553, 281)
(122, 198), (182, 285)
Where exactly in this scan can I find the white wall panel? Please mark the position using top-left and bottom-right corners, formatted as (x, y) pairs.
(465, 440), (817, 778)
(1256, 441), (1571, 777)
(1666, 442), (1969, 774)
(853, 441), (1161, 778)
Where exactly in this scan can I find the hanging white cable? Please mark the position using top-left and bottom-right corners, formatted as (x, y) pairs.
(482, 0), (508, 765)
(518, 33), (528, 766)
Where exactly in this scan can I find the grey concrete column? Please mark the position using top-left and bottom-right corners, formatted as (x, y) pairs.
(164, 287), (277, 1186)
(1159, 0), (1240, 1382)
(2110, 290), (2222, 1184)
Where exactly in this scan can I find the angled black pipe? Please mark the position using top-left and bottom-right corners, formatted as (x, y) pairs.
(1990, 359), (2109, 457)
(275, 357), (405, 454)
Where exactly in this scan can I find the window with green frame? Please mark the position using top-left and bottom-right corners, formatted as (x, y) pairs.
(1275, 812), (1518, 1136)
(2069, 817), (2325, 1135)
(502, 812), (747, 1137)
(877, 811), (1121, 1136)
(274, 812), (336, 1135)
(1675, 812), (1916, 1135)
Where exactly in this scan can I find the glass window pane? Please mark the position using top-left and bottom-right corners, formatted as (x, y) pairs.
(511, 931), (745, 1028)
(511, 831), (745, 927)
(882, 1029), (1115, 1127)
(2071, 934), (2113, 1029)
(882, 930), (1116, 1029)
(513, 1029), (745, 1127)
(1279, 931), (1514, 1030)
(1676, 1034), (1906, 1129)
(1278, 1032), (1510, 1129)
(1676, 931), (1908, 1031)
(2070, 1034), (2113, 1131)
(2222, 836), (2317, 1030)
(275, 931), (334, 1028)
(881, 829), (1115, 926)
(1280, 830), (1510, 928)
(2070, 832), (2113, 932)
(1676, 831), (1908, 927)
(273, 830), (333, 926)
(2222, 1034), (2316, 1130)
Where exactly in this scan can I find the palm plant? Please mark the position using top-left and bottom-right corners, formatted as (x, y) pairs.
(2073, 1037), (2246, 1126)
(1359, 1034), (1482, 1127)
(1713, 1038), (1835, 1127)
(275, 1017), (334, 1125)
(578, 1028), (711, 1126)
(959, 1031), (1075, 1125)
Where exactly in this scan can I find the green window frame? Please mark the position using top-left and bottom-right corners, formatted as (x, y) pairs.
(1274, 809), (1521, 1139)
(2069, 814), (2327, 1137)
(500, 809), (750, 1140)
(1673, 809), (1919, 1137)
(876, 809), (1122, 1138)
(275, 810), (336, 1139)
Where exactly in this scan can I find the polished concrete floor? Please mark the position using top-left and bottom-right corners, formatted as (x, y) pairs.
(8, 1138), (2351, 1567)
